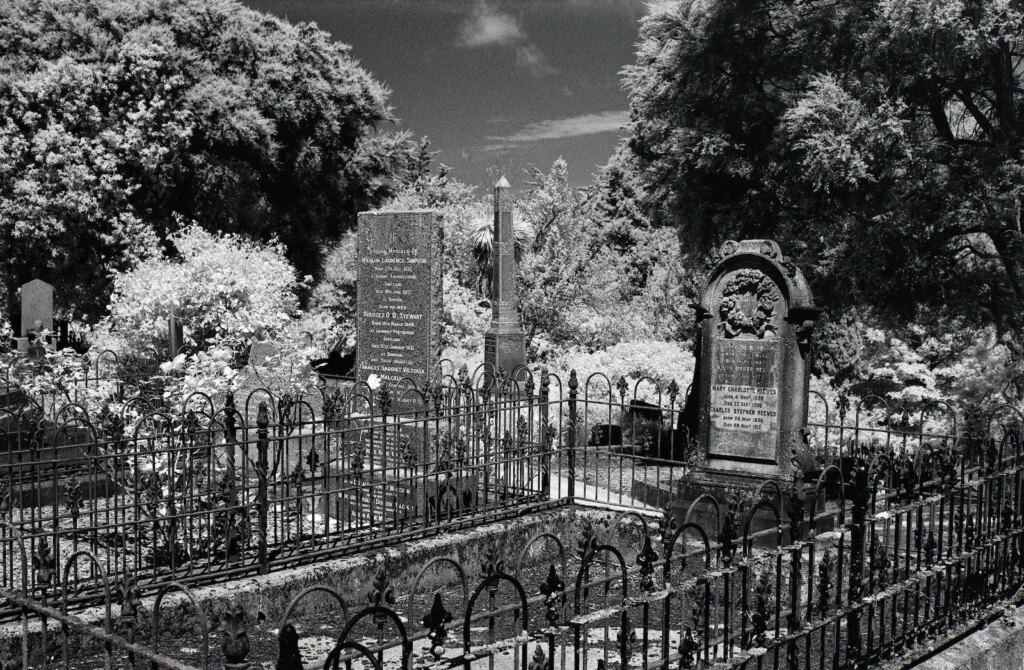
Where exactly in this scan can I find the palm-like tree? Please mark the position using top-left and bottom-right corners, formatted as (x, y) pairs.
(470, 217), (533, 298)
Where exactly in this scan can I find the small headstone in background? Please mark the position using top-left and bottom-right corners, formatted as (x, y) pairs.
(168, 311), (185, 356)
(20, 279), (53, 337)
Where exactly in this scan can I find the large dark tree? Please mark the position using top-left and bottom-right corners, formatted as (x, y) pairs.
(0, 0), (422, 319)
(622, 0), (1024, 356)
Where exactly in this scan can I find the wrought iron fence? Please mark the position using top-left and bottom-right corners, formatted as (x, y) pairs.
(3, 424), (1024, 669)
(2, 362), (1024, 669)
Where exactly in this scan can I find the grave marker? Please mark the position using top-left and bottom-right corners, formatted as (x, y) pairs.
(658, 240), (821, 525)
(695, 239), (820, 478)
(355, 210), (444, 392)
(20, 279), (53, 337)
(484, 176), (527, 385)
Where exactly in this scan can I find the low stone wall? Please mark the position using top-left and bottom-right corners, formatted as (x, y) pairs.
(910, 604), (1024, 670)
(0, 505), (649, 660)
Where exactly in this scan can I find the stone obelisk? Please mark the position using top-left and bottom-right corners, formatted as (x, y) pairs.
(484, 176), (527, 384)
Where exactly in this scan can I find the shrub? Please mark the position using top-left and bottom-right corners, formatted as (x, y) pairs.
(105, 224), (305, 352)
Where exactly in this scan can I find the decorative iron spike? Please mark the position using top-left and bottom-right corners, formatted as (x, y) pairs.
(539, 564), (565, 627)
(32, 537), (55, 590)
(480, 544), (506, 581)
(528, 645), (547, 670)
(422, 592), (453, 660)
(366, 567), (395, 607)
(64, 477), (83, 521)
(115, 577), (142, 632)
(578, 517), (597, 558)
(637, 535), (659, 592)
(276, 623), (304, 670)
(679, 625), (698, 669)
(377, 382), (392, 415)
(616, 376), (628, 403)
(667, 379), (680, 406)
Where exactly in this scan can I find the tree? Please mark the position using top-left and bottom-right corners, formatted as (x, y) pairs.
(622, 0), (1024, 372)
(0, 0), (421, 319)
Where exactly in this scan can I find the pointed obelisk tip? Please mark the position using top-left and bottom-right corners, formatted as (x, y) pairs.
(495, 175), (510, 189)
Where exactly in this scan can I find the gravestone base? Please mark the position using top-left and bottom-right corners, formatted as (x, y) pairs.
(484, 327), (527, 385)
(667, 468), (836, 542)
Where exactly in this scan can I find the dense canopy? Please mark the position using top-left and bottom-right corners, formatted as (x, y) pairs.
(621, 0), (1024, 365)
(0, 0), (420, 318)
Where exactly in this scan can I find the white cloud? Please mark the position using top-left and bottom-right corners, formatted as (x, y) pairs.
(515, 44), (556, 76)
(457, 2), (524, 47)
(456, 1), (557, 75)
(484, 110), (629, 148)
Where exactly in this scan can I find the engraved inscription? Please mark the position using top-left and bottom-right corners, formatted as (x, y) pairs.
(708, 338), (780, 460)
(356, 213), (440, 390)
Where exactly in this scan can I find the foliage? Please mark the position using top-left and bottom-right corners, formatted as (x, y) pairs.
(549, 340), (695, 401)
(621, 0), (1024, 389)
(311, 232), (358, 353)
(105, 224), (304, 352)
(814, 308), (1018, 415)
(0, 0), (422, 318)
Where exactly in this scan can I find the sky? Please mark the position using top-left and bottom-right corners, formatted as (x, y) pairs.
(244, 0), (653, 191)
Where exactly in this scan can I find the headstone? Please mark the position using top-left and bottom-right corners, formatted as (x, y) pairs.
(355, 210), (444, 392)
(483, 177), (528, 386)
(20, 279), (53, 337)
(695, 240), (819, 479)
(168, 311), (184, 356)
(663, 240), (820, 525)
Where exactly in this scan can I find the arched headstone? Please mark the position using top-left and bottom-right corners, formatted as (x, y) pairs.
(674, 240), (820, 521)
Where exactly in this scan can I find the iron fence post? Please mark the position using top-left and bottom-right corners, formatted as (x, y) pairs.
(256, 402), (270, 575)
(567, 370), (578, 500)
(539, 368), (550, 497)
(847, 456), (870, 667)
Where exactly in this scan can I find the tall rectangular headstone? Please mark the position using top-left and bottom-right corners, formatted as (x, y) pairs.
(20, 279), (54, 337)
(356, 211), (444, 391)
(484, 176), (527, 385)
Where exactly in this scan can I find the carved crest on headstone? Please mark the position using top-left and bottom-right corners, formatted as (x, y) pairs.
(717, 269), (778, 339)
